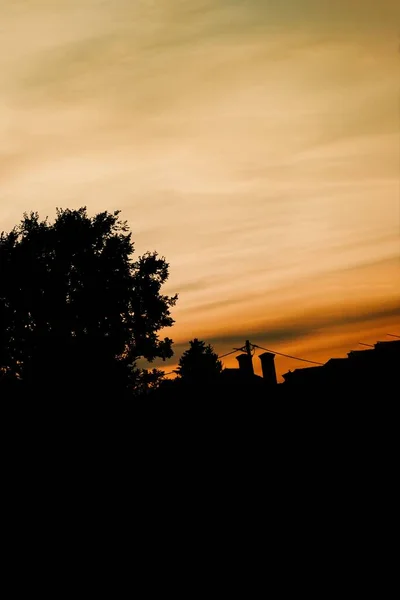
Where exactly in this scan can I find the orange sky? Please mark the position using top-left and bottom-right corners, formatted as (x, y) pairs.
(0, 1), (399, 380)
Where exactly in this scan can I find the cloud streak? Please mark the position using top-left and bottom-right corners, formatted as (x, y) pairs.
(0, 0), (398, 378)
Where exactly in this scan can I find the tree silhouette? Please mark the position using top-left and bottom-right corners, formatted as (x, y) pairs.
(0, 207), (178, 397)
(175, 339), (222, 384)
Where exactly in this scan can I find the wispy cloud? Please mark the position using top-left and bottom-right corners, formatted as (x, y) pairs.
(0, 0), (398, 374)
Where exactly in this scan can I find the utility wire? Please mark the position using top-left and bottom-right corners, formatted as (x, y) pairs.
(218, 349), (241, 359)
(161, 349), (237, 377)
(252, 343), (324, 366)
(162, 348), (243, 376)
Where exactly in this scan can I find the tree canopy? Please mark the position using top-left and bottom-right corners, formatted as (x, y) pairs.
(0, 207), (178, 397)
(175, 338), (222, 384)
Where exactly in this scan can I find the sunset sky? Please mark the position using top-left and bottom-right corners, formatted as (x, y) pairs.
(1, 0), (399, 379)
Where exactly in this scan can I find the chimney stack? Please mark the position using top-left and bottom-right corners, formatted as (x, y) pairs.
(236, 353), (254, 378)
(259, 352), (277, 386)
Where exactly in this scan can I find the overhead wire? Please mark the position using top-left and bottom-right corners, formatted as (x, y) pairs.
(252, 343), (324, 366)
(161, 349), (238, 378)
(218, 349), (240, 359)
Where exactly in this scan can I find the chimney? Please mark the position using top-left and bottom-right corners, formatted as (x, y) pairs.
(236, 353), (254, 377)
(259, 352), (277, 386)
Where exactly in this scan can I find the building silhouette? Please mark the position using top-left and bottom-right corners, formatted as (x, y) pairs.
(217, 338), (399, 397)
(282, 339), (400, 392)
(154, 337), (399, 400)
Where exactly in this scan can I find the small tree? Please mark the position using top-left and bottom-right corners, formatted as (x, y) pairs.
(0, 207), (178, 397)
(175, 339), (222, 384)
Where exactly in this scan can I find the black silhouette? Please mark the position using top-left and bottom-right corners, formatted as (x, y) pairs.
(0, 208), (178, 398)
(175, 338), (222, 383)
(282, 338), (400, 393)
(153, 337), (399, 401)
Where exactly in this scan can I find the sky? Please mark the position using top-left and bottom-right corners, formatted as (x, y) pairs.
(1, 0), (399, 379)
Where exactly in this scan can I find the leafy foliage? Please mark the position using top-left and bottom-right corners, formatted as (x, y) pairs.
(0, 207), (177, 397)
(175, 338), (222, 384)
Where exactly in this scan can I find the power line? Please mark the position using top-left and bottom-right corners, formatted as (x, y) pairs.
(161, 349), (238, 378)
(218, 349), (239, 360)
(387, 333), (400, 338)
(161, 346), (247, 377)
(252, 343), (324, 366)
(162, 348), (248, 374)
